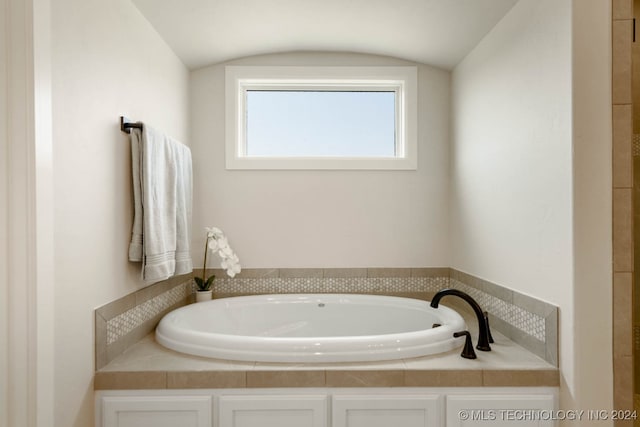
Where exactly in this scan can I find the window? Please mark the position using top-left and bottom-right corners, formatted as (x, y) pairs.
(225, 66), (417, 170)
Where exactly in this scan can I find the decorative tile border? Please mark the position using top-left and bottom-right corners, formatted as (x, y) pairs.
(213, 276), (448, 294)
(449, 279), (545, 341)
(95, 267), (558, 369)
(449, 269), (557, 365)
(95, 274), (193, 369)
(107, 284), (191, 345)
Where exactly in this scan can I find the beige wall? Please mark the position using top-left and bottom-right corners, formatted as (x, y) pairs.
(43, 0), (616, 424)
(51, 0), (189, 425)
(451, 0), (572, 314)
(0, 0), (8, 424)
(190, 52), (451, 269)
(572, 0), (613, 418)
(451, 0), (613, 419)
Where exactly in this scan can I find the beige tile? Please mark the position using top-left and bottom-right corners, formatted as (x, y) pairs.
(322, 268), (367, 278)
(544, 311), (559, 367)
(94, 371), (167, 390)
(613, 0), (633, 20)
(476, 338), (553, 370)
(613, 20), (633, 105)
(204, 268), (224, 279)
(367, 268), (411, 278)
(135, 278), (179, 305)
(512, 292), (555, 317)
(506, 331), (547, 362)
(411, 267), (449, 277)
(386, 292), (431, 301)
(96, 293), (136, 321)
(106, 313), (171, 366)
(613, 188), (634, 271)
(167, 371), (246, 388)
(614, 356), (634, 410)
(279, 268), (323, 278)
(248, 370), (325, 387)
(102, 335), (256, 372)
(404, 370), (482, 387)
(254, 358), (405, 371)
(95, 313), (108, 370)
(482, 280), (514, 304)
(614, 273), (633, 357)
(613, 104), (633, 188)
(213, 292), (257, 299)
(105, 337), (128, 366)
(233, 268), (279, 278)
(325, 370), (404, 387)
(450, 269), (481, 289)
(482, 369), (559, 387)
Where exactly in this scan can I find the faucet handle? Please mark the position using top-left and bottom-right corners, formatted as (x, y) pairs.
(484, 311), (494, 344)
(453, 331), (477, 359)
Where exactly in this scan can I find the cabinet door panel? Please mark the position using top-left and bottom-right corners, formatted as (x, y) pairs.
(333, 395), (442, 427)
(102, 395), (212, 427)
(446, 394), (555, 427)
(219, 395), (327, 427)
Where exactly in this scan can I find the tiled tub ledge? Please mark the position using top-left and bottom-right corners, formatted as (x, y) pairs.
(94, 327), (559, 390)
(95, 268), (559, 370)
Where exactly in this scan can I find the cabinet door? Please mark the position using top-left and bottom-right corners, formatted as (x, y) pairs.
(446, 394), (555, 427)
(218, 395), (328, 427)
(332, 395), (442, 427)
(101, 395), (212, 427)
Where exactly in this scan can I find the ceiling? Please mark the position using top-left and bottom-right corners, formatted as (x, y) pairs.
(131, 0), (519, 70)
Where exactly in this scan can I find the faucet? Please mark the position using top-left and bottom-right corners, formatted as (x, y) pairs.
(430, 289), (492, 352)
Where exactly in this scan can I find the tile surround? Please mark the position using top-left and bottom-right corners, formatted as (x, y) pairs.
(95, 327), (559, 390)
(613, 0), (634, 415)
(95, 268), (558, 369)
(106, 284), (190, 345)
(95, 368), (559, 390)
(95, 274), (193, 369)
(633, 134), (640, 156)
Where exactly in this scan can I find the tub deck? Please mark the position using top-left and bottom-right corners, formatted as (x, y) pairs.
(95, 323), (558, 390)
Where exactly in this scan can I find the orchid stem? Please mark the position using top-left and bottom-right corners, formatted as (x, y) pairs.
(202, 236), (209, 279)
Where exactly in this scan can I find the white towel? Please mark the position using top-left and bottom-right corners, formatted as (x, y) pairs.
(128, 125), (193, 284)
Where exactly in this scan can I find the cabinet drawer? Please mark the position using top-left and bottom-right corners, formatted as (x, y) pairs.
(101, 395), (212, 427)
(333, 394), (442, 427)
(218, 394), (328, 427)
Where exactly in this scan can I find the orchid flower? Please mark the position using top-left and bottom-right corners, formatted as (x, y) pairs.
(194, 227), (242, 291)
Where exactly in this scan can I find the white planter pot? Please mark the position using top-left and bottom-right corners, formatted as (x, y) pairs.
(195, 290), (212, 303)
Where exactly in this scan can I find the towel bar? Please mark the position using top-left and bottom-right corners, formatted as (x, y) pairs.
(120, 116), (143, 134)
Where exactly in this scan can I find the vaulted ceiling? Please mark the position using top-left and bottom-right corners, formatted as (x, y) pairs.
(131, 0), (519, 70)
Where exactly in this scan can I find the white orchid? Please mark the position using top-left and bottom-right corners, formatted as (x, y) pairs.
(205, 226), (223, 238)
(195, 226), (242, 290)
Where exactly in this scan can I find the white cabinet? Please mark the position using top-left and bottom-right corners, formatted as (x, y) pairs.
(333, 394), (442, 427)
(218, 394), (328, 427)
(446, 394), (555, 427)
(96, 388), (557, 427)
(101, 395), (212, 427)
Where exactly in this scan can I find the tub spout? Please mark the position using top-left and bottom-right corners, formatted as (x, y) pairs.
(430, 289), (492, 352)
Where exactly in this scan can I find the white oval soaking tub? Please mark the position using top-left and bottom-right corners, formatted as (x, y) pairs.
(155, 294), (466, 363)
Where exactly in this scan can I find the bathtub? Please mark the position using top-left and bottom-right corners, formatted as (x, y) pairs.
(155, 294), (466, 363)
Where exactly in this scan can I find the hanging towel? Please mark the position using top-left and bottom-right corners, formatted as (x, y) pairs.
(128, 124), (193, 284)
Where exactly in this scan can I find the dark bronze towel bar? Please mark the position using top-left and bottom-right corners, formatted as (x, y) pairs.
(120, 116), (142, 134)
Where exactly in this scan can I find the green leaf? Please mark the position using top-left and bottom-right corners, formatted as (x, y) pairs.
(206, 275), (216, 288)
(194, 277), (207, 291)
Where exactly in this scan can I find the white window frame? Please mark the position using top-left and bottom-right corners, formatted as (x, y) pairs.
(225, 66), (418, 170)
